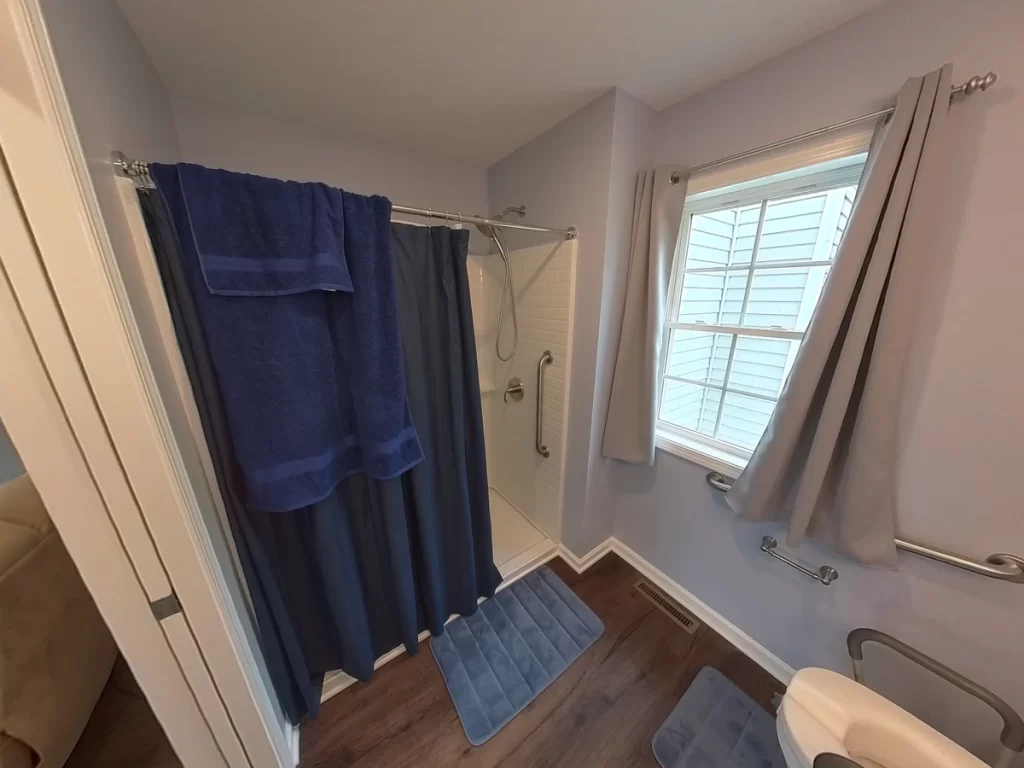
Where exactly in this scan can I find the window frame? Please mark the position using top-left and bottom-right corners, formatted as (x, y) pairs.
(655, 135), (873, 474)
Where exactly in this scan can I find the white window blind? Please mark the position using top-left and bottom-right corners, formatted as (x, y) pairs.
(657, 154), (867, 467)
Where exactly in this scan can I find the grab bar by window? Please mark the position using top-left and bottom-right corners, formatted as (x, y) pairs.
(536, 350), (552, 458)
(761, 536), (838, 585)
(706, 471), (1024, 584)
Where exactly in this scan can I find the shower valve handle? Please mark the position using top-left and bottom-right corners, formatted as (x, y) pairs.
(504, 377), (524, 403)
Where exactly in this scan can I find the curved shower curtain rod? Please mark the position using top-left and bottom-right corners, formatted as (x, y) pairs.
(111, 152), (577, 241)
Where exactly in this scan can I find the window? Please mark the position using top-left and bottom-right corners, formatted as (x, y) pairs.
(656, 150), (868, 473)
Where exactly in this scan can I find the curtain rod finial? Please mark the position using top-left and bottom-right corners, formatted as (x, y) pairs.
(955, 71), (998, 98)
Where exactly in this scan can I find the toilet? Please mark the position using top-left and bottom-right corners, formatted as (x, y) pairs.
(777, 668), (987, 768)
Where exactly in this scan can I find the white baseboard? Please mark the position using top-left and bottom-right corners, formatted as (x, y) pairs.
(607, 538), (794, 685)
(557, 538), (615, 573)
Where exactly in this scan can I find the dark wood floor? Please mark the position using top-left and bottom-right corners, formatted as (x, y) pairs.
(63, 554), (783, 767)
(301, 553), (784, 767)
(65, 656), (181, 768)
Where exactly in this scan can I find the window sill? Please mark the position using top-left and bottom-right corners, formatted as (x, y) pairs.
(655, 432), (745, 479)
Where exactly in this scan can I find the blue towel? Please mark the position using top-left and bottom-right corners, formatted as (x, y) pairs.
(177, 163), (352, 296)
(151, 163), (424, 512)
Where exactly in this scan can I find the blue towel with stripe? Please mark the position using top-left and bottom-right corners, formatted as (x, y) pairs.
(152, 163), (423, 512)
(176, 163), (353, 296)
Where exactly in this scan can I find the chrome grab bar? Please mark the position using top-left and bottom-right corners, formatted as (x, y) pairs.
(536, 351), (552, 458)
(761, 536), (839, 586)
(891, 539), (1024, 583)
(706, 471), (732, 492)
(707, 471), (1024, 584)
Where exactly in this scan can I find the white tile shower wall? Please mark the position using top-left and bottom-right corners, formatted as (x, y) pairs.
(466, 254), (497, 466)
(466, 254), (492, 390)
(480, 241), (577, 541)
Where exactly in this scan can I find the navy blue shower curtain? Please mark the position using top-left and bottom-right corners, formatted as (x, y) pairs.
(140, 186), (500, 724)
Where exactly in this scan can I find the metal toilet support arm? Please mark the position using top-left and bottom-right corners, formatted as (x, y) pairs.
(847, 628), (1024, 767)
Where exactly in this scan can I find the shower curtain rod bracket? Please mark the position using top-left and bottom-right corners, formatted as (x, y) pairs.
(112, 152), (577, 240)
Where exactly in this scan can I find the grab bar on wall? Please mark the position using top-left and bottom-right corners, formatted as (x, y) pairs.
(761, 536), (838, 586)
(706, 471), (1024, 583)
(536, 350), (552, 458)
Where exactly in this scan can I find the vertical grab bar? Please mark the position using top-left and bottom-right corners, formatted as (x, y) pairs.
(536, 350), (552, 457)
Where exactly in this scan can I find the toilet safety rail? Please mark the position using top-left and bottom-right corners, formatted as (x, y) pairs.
(535, 350), (552, 458)
(848, 629), (1024, 767)
(706, 471), (1024, 584)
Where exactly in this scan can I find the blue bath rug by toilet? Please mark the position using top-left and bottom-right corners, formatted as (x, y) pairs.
(653, 666), (786, 768)
(429, 565), (604, 746)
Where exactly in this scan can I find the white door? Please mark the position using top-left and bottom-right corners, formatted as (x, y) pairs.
(0, 2), (295, 766)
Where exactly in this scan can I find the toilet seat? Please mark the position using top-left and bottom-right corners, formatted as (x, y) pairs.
(777, 668), (987, 768)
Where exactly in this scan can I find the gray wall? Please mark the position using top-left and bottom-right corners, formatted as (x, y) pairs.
(40, 0), (182, 166)
(0, 421), (24, 486)
(172, 100), (490, 252)
(611, 0), (1024, 759)
(487, 90), (616, 552)
(582, 90), (658, 552)
(488, 89), (658, 553)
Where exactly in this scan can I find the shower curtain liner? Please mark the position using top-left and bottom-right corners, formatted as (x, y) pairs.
(140, 188), (501, 724)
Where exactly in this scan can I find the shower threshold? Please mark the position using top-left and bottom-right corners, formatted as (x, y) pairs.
(488, 487), (557, 584)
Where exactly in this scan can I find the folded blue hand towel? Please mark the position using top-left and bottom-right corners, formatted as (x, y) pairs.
(152, 163), (423, 512)
(177, 162), (352, 296)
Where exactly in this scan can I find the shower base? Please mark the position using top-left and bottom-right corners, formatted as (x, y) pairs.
(489, 487), (557, 583)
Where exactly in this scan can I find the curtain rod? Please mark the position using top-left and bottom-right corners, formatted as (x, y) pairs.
(111, 153), (577, 241)
(391, 205), (576, 240)
(671, 71), (998, 184)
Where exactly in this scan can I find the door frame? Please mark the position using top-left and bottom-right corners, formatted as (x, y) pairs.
(0, 150), (231, 768)
(0, 1), (295, 765)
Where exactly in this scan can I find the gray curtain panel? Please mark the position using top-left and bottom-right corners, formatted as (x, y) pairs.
(602, 168), (688, 465)
(726, 65), (953, 567)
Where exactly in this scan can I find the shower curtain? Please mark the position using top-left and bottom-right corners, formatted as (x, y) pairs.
(140, 188), (501, 723)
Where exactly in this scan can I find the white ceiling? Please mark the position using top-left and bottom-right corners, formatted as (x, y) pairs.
(117, 0), (886, 166)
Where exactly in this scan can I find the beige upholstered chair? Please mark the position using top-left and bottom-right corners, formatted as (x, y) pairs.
(0, 475), (116, 767)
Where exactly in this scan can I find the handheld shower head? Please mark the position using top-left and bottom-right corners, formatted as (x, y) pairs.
(475, 205), (526, 362)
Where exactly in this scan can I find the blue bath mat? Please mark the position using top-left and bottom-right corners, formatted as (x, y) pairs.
(653, 666), (785, 768)
(429, 565), (604, 745)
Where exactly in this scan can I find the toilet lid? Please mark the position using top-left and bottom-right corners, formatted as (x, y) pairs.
(777, 668), (987, 768)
